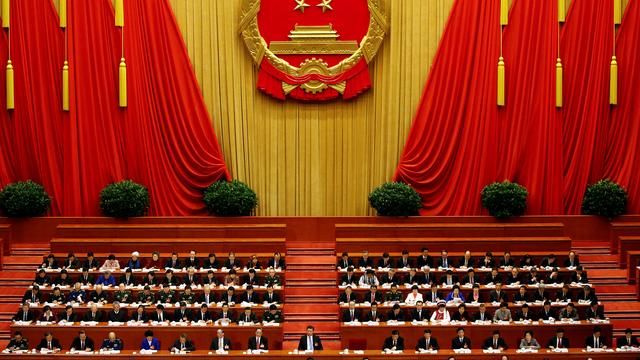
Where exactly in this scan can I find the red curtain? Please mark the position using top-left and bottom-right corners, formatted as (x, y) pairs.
(561, 0), (612, 213)
(396, 0), (638, 215)
(393, 0), (501, 215)
(496, 0), (562, 214)
(0, 0), (229, 216)
(605, 0), (640, 213)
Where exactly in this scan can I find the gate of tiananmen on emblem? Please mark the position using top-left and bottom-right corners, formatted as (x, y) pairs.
(239, 0), (388, 101)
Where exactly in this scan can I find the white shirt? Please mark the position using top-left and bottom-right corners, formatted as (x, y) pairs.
(405, 292), (423, 305)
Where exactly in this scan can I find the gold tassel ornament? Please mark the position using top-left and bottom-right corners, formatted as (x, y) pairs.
(497, 57), (505, 106)
(556, 58), (563, 108)
(614, 0), (622, 24)
(610, 56), (618, 105)
(2, 0), (9, 28)
(6, 60), (13, 110)
(60, 0), (67, 28)
(558, 0), (566, 22)
(119, 58), (127, 107)
(500, 0), (508, 26)
(115, 0), (124, 27)
(62, 61), (69, 111)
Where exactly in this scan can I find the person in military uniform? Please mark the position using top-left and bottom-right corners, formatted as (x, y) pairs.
(138, 286), (155, 304)
(48, 287), (66, 304)
(114, 284), (133, 303)
(6, 332), (29, 351)
(262, 304), (283, 323)
(100, 332), (123, 351)
(180, 287), (196, 304)
(264, 268), (281, 286)
(385, 284), (403, 302)
(89, 285), (109, 304)
(156, 286), (175, 304)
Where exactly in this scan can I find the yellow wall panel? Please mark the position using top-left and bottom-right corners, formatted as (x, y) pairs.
(169, 0), (454, 215)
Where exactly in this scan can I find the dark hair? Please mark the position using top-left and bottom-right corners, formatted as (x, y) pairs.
(593, 326), (602, 333)
(157, 304), (165, 310)
(402, 250), (409, 255)
(524, 330), (533, 336)
(108, 254), (116, 260)
(423, 329), (431, 334)
(307, 325), (314, 330)
(456, 327), (464, 333)
(144, 330), (154, 337)
(493, 330), (500, 335)
(391, 330), (400, 335)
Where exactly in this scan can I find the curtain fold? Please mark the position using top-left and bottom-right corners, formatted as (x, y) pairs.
(560, 0), (612, 213)
(496, 0), (562, 214)
(605, 0), (640, 212)
(393, 0), (501, 215)
(0, 0), (229, 216)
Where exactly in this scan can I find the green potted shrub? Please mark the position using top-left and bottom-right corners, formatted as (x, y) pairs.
(368, 182), (422, 216)
(582, 179), (628, 218)
(481, 180), (528, 219)
(100, 180), (150, 218)
(203, 180), (258, 216)
(0, 180), (51, 217)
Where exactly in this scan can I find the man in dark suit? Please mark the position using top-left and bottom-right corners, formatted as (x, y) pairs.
(364, 303), (382, 322)
(417, 248), (433, 268)
(439, 270), (459, 286)
(13, 304), (35, 322)
(342, 301), (361, 322)
(538, 301), (557, 320)
(483, 330), (508, 350)
(585, 326), (607, 349)
(515, 304), (536, 321)
(262, 284), (280, 304)
(108, 302), (128, 322)
(340, 267), (357, 286)
(248, 328), (268, 351)
(396, 250), (413, 269)
(462, 269), (480, 285)
(239, 307), (258, 324)
(499, 251), (515, 267)
(165, 253), (181, 269)
(267, 252), (285, 269)
(119, 268), (137, 286)
(563, 251), (580, 267)
(82, 304), (103, 322)
(58, 305), (78, 323)
(488, 283), (507, 303)
(239, 286), (260, 304)
(386, 304), (405, 321)
(210, 329), (232, 351)
(437, 250), (452, 269)
(298, 325), (323, 351)
(69, 330), (94, 352)
(473, 303), (491, 322)
(337, 252), (353, 269)
(416, 329), (439, 351)
(617, 328), (640, 348)
(217, 303), (235, 323)
(174, 302), (193, 322)
(150, 304), (169, 323)
(36, 332), (62, 352)
(195, 304), (213, 323)
(451, 328), (471, 349)
(22, 286), (42, 304)
(585, 301), (605, 320)
(364, 285), (383, 304)
(378, 253), (393, 268)
(339, 286), (358, 304)
(411, 301), (429, 322)
(458, 251), (475, 268)
(170, 334), (195, 352)
(357, 250), (373, 268)
(382, 330), (404, 351)
(547, 328), (570, 349)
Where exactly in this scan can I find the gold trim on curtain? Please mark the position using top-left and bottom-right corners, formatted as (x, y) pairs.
(169, 0), (454, 215)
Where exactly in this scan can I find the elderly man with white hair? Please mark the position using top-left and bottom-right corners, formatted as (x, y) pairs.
(127, 252), (142, 270)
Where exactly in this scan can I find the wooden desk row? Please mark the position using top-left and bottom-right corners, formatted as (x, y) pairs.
(9, 324), (283, 351)
(1, 349), (635, 359)
(339, 321), (613, 350)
